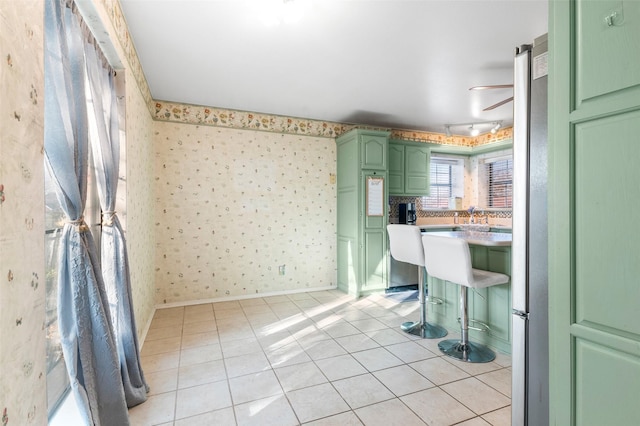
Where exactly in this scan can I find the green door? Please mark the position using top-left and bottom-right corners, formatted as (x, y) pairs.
(549, 1), (640, 424)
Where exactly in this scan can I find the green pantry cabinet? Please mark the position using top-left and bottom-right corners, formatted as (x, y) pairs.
(336, 129), (390, 297)
(427, 241), (512, 354)
(336, 133), (430, 296)
(388, 140), (431, 196)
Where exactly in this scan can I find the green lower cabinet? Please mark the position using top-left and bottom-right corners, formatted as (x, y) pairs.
(427, 245), (512, 354)
(362, 229), (387, 293)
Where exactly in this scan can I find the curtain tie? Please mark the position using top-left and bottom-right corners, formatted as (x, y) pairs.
(67, 217), (89, 232)
(102, 211), (116, 227)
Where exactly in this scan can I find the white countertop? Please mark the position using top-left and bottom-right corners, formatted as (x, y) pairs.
(423, 230), (512, 247)
(418, 224), (458, 230)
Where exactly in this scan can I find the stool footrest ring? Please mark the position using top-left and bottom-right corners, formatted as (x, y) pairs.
(426, 296), (444, 305)
(457, 318), (491, 333)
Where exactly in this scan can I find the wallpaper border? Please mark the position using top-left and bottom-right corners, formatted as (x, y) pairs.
(151, 100), (514, 146)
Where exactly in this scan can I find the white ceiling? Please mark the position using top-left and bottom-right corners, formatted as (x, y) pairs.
(119, 0), (548, 135)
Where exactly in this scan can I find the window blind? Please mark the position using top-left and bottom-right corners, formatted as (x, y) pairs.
(483, 157), (513, 208)
(421, 157), (464, 209)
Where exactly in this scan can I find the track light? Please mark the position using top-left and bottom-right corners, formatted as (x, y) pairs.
(444, 121), (502, 137)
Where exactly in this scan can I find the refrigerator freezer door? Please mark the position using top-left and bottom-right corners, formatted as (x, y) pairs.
(511, 45), (532, 426)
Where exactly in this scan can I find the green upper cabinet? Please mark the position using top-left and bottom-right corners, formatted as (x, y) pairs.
(360, 132), (387, 170)
(388, 140), (430, 196)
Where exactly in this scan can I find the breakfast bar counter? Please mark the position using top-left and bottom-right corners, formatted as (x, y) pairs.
(424, 230), (512, 247)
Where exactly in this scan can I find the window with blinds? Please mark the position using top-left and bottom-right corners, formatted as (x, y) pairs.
(482, 156), (513, 208)
(421, 156), (464, 209)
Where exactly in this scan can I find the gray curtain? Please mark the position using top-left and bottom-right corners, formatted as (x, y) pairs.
(44, 0), (130, 424)
(84, 41), (149, 407)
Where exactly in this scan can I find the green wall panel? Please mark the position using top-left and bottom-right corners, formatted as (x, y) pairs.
(574, 110), (640, 336)
(337, 190), (357, 237)
(576, 0), (640, 104)
(575, 338), (640, 425)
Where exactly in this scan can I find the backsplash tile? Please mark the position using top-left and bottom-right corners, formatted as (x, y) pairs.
(389, 196), (512, 224)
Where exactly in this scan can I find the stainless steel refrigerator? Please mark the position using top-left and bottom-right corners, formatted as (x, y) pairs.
(511, 34), (549, 426)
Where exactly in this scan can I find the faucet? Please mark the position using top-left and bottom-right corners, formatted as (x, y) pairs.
(482, 211), (489, 224)
(468, 206), (476, 224)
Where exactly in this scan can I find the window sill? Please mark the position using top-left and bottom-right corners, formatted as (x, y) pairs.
(49, 391), (83, 426)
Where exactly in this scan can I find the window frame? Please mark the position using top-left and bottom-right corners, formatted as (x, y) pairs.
(421, 155), (465, 210)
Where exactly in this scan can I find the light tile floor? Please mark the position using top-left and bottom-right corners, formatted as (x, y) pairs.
(129, 290), (512, 426)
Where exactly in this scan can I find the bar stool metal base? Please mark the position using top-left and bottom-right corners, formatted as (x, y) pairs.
(401, 320), (448, 339)
(438, 339), (496, 363)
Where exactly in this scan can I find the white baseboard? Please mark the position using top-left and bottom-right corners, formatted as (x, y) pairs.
(137, 305), (155, 350)
(154, 285), (339, 310)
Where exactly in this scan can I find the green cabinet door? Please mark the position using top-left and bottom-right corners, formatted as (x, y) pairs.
(388, 140), (431, 196)
(388, 143), (404, 194)
(550, 1), (640, 424)
(360, 170), (388, 294)
(360, 133), (387, 170)
(404, 144), (430, 195)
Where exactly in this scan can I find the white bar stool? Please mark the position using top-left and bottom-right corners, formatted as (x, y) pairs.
(387, 225), (447, 339)
(422, 234), (509, 363)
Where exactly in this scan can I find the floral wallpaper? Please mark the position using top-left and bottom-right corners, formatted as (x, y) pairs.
(0, 1), (47, 424)
(119, 69), (157, 340)
(153, 122), (337, 304)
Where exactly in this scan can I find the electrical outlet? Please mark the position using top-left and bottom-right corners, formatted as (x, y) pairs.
(329, 173), (336, 184)
(278, 265), (286, 275)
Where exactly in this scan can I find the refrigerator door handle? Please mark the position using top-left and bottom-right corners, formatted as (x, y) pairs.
(512, 46), (532, 314)
(512, 309), (529, 320)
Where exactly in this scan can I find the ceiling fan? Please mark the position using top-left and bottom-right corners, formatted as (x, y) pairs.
(469, 84), (514, 111)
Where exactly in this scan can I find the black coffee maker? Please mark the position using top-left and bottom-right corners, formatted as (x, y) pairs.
(398, 202), (417, 225)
